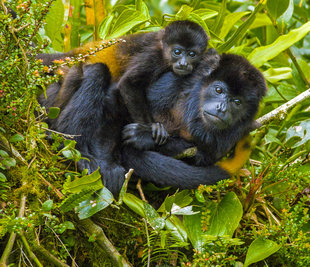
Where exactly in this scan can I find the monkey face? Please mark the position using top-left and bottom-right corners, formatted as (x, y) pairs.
(200, 81), (245, 130)
(167, 45), (202, 76)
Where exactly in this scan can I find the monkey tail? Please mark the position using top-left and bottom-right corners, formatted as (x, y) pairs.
(122, 147), (231, 188)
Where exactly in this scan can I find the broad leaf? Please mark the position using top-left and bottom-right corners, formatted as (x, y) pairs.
(42, 200), (53, 212)
(108, 9), (148, 39)
(77, 187), (114, 219)
(144, 202), (165, 230)
(44, 0), (64, 51)
(206, 192), (243, 237)
(9, 134), (24, 143)
(248, 21), (310, 67)
(48, 107), (60, 119)
(165, 215), (187, 242)
(244, 237), (281, 267)
(263, 67), (292, 83)
(183, 209), (206, 250)
(286, 120), (310, 148)
(219, 11), (250, 39)
(123, 193), (145, 217)
(63, 168), (103, 193)
(267, 0), (290, 19)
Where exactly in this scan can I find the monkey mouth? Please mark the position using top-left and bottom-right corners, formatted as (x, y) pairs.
(173, 67), (192, 76)
(203, 111), (227, 126)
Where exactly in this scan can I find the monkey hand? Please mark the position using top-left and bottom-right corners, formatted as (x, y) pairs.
(151, 122), (169, 145)
(122, 123), (156, 150)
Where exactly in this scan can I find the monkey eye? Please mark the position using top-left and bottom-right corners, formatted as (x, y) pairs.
(215, 86), (223, 94)
(233, 98), (241, 105)
(173, 48), (182, 56)
(188, 51), (196, 57)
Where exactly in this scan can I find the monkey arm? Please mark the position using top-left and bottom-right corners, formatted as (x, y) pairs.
(122, 123), (193, 157)
(122, 135), (251, 188)
(117, 50), (167, 124)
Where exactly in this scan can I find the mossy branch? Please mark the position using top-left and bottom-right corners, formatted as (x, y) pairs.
(78, 218), (132, 267)
(0, 194), (26, 266)
(257, 88), (310, 125)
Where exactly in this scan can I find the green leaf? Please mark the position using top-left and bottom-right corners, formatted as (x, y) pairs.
(57, 221), (75, 234)
(165, 215), (187, 242)
(63, 168), (103, 193)
(175, 5), (193, 20)
(171, 204), (199, 216)
(183, 211), (204, 250)
(263, 67), (292, 83)
(48, 107), (60, 119)
(244, 237), (281, 267)
(59, 189), (96, 212)
(44, 0), (64, 51)
(42, 200), (53, 212)
(0, 150), (9, 158)
(248, 21), (310, 67)
(192, 8), (218, 21)
(69, 0), (81, 49)
(108, 9), (148, 39)
(144, 202), (165, 230)
(219, 11), (250, 39)
(9, 134), (24, 143)
(217, 2), (263, 52)
(286, 120), (310, 148)
(77, 187), (114, 219)
(123, 193), (145, 217)
(2, 158), (16, 168)
(98, 15), (114, 40)
(206, 192), (243, 237)
(0, 172), (7, 182)
(249, 13), (273, 29)
(267, 0), (290, 19)
(158, 190), (193, 213)
(212, 0), (226, 35)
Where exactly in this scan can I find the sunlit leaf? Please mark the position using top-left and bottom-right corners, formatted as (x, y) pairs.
(123, 193), (145, 217)
(267, 0), (290, 19)
(108, 9), (148, 39)
(244, 237), (281, 267)
(263, 67), (292, 83)
(165, 215), (187, 242)
(286, 120), (310, 148)
(63, 168), (103, 193)
(77, 187), (114, 219)
(45, 0), (64, 51)
(219, 11), (250, 39)
(248, 21), (310, 67)
(206, 192), (243, 237)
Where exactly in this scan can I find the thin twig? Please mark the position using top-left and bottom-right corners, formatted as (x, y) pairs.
(137, 179), (147, 202)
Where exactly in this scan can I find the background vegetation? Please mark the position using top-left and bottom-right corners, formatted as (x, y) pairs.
(0, 0), (309, 266)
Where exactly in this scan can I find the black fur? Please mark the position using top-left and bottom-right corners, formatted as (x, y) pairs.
(123, 54), (267, 166)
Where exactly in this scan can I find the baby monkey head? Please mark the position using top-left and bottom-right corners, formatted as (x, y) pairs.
(162, 20), (208, 76)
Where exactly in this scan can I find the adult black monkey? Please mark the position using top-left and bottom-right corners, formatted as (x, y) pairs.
(40, 53), (265, 194)
(38, 20), (208, 144)
(121, 53), (267, 188)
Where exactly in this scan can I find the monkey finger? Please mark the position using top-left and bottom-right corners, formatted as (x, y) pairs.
(158, 124), (169, 145)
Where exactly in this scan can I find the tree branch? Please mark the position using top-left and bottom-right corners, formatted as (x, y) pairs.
(77, 218), (132, 267)
(257, 88), (310, 125)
